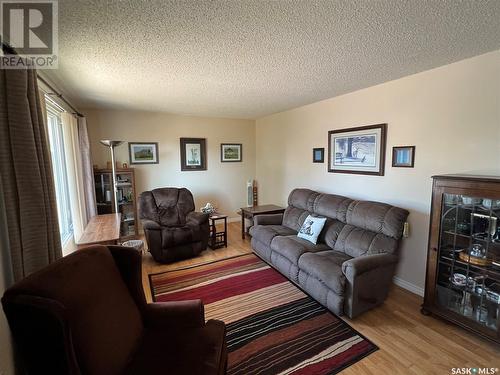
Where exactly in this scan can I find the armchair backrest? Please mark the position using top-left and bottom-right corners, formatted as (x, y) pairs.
(2, 246), (144, 375)
(139, 187), (196, 226)
(284, 188), (409, 257)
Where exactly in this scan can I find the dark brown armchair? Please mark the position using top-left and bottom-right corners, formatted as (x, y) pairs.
(139, 188), (209, 263)
(1, 245), (227, 375)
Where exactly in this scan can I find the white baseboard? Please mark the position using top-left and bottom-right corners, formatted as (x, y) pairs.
(393, 276), (425, 297)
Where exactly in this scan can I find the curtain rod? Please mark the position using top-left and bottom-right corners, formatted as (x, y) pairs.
(37, 75), (83, 117)
(2, 40), (83, 117)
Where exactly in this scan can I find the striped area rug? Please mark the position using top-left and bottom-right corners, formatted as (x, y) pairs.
(149, 254), (377, 374)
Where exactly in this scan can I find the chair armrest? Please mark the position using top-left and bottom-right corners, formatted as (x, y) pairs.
(253, 213), (283, 226)
(186, 211), (209, 225)
(143, 300), (205, 330)
(342, 253), (398, 282)
(141, 219), (161, 230)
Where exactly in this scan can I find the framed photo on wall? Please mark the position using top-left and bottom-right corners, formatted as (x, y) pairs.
(313, 148), (324, 163)
(392, 146), (415, 167)
(180, 138), (207, 171)
(328, 123), (387, 175)
(221, 143), (242, 162)
(128, 142), (159, 164)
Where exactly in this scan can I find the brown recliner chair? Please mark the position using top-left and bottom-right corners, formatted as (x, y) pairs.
(1, 245), (227, 375)
(139, 188), (209, 263)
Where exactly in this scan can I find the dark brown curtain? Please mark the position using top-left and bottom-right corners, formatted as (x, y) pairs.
(0, 67), (62, 282)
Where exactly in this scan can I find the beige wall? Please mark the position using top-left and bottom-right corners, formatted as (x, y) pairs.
(256, 50), (500, 293)
(85, 110), (255, 221)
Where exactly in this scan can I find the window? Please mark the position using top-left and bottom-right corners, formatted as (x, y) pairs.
(45, 97), (73, 244)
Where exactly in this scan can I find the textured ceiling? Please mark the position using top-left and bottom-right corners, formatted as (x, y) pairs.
(45, 0), (500, 119)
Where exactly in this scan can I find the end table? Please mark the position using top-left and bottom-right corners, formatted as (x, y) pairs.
(239, 205), (285, 240)
(208, 214), (227, 249)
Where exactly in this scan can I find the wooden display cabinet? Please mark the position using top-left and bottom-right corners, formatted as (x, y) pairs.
(423, 175), (500, 344)
(94, 168), (138, 241)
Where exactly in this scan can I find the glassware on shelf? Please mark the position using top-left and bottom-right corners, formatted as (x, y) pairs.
(435, 193), (500, 332)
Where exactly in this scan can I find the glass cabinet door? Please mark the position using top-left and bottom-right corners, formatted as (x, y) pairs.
(95, 172), (113, 214)
(435, 193), (500, 333)
(115, 171), (135, 238)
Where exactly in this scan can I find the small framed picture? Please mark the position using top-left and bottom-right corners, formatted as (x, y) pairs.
(392, 146), (415, 168)
(180, 138), (207, 171)
(221, 143), (242, 162)
(313, 148), (324, 163)
(128, 142), (159, 164)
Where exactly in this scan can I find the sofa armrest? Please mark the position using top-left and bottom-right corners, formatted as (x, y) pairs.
(342, 253), (398, 282)
(143, 300), (205, 330)
(141, 219), (161, 230)
(253, 213), (283, 226)
(187, 211), (209, 226)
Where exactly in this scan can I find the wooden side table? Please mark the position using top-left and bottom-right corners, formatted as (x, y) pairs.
(208, 214), (228, 249)
(239, 205), (285, 240)
(76, 213), (121, 249)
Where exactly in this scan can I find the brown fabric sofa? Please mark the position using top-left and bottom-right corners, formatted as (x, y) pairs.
(1, 245), (227, 375)
(249, 188), (409, 318)
(139, 187), (210, 263)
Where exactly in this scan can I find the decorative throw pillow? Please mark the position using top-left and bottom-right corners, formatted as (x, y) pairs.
(297, 215), (327, 244)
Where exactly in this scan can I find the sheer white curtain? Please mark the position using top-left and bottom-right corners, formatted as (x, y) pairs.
(77, 117), (97, 221)
(61, 113), (87, 242)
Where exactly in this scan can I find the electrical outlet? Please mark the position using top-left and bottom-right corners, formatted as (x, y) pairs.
(403, 222), (410, 238)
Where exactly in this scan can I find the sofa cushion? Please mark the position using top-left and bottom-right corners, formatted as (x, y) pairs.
(249, 225), (296, 246)
(282, 206), (310, 232)
(334, 224), (399, 257)
(288, 188), (321, 211)
(161, 226), (200, 248)
(346, 200), (408, 239)
(313, 193), (353, 222)
(318, 219), (345, 249)
(298, 250), (352, 295)
(271, 235), (330, 265)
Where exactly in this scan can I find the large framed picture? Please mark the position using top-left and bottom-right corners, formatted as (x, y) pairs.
(180, 138), (207, 171)
(328, 123), (387, 175)
(221, 143), (242, 162)
(128, 142), (159, 164)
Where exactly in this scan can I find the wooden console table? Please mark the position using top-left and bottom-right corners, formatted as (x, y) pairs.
(77, 213), (122, 249)
(239, 205), (285, 240)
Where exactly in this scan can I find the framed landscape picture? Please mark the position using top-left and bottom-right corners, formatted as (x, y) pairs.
(128, 142), (159, 164)
(221, 143), (242, 162)
(180, 138), (207, 171)
(328, 123), (387, 175)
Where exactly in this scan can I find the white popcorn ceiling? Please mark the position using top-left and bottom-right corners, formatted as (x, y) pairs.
(45, 0), (500, 119)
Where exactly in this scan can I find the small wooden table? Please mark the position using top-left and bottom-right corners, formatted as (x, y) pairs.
(239, 205), (285, 240)
(208, 214), (228, 249)
(77, 213), (122, 249)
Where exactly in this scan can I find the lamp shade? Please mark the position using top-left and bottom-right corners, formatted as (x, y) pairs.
(99, 140), (123, 147)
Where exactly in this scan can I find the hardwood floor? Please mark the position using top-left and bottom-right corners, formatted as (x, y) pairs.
(141, 222), (500, 374)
